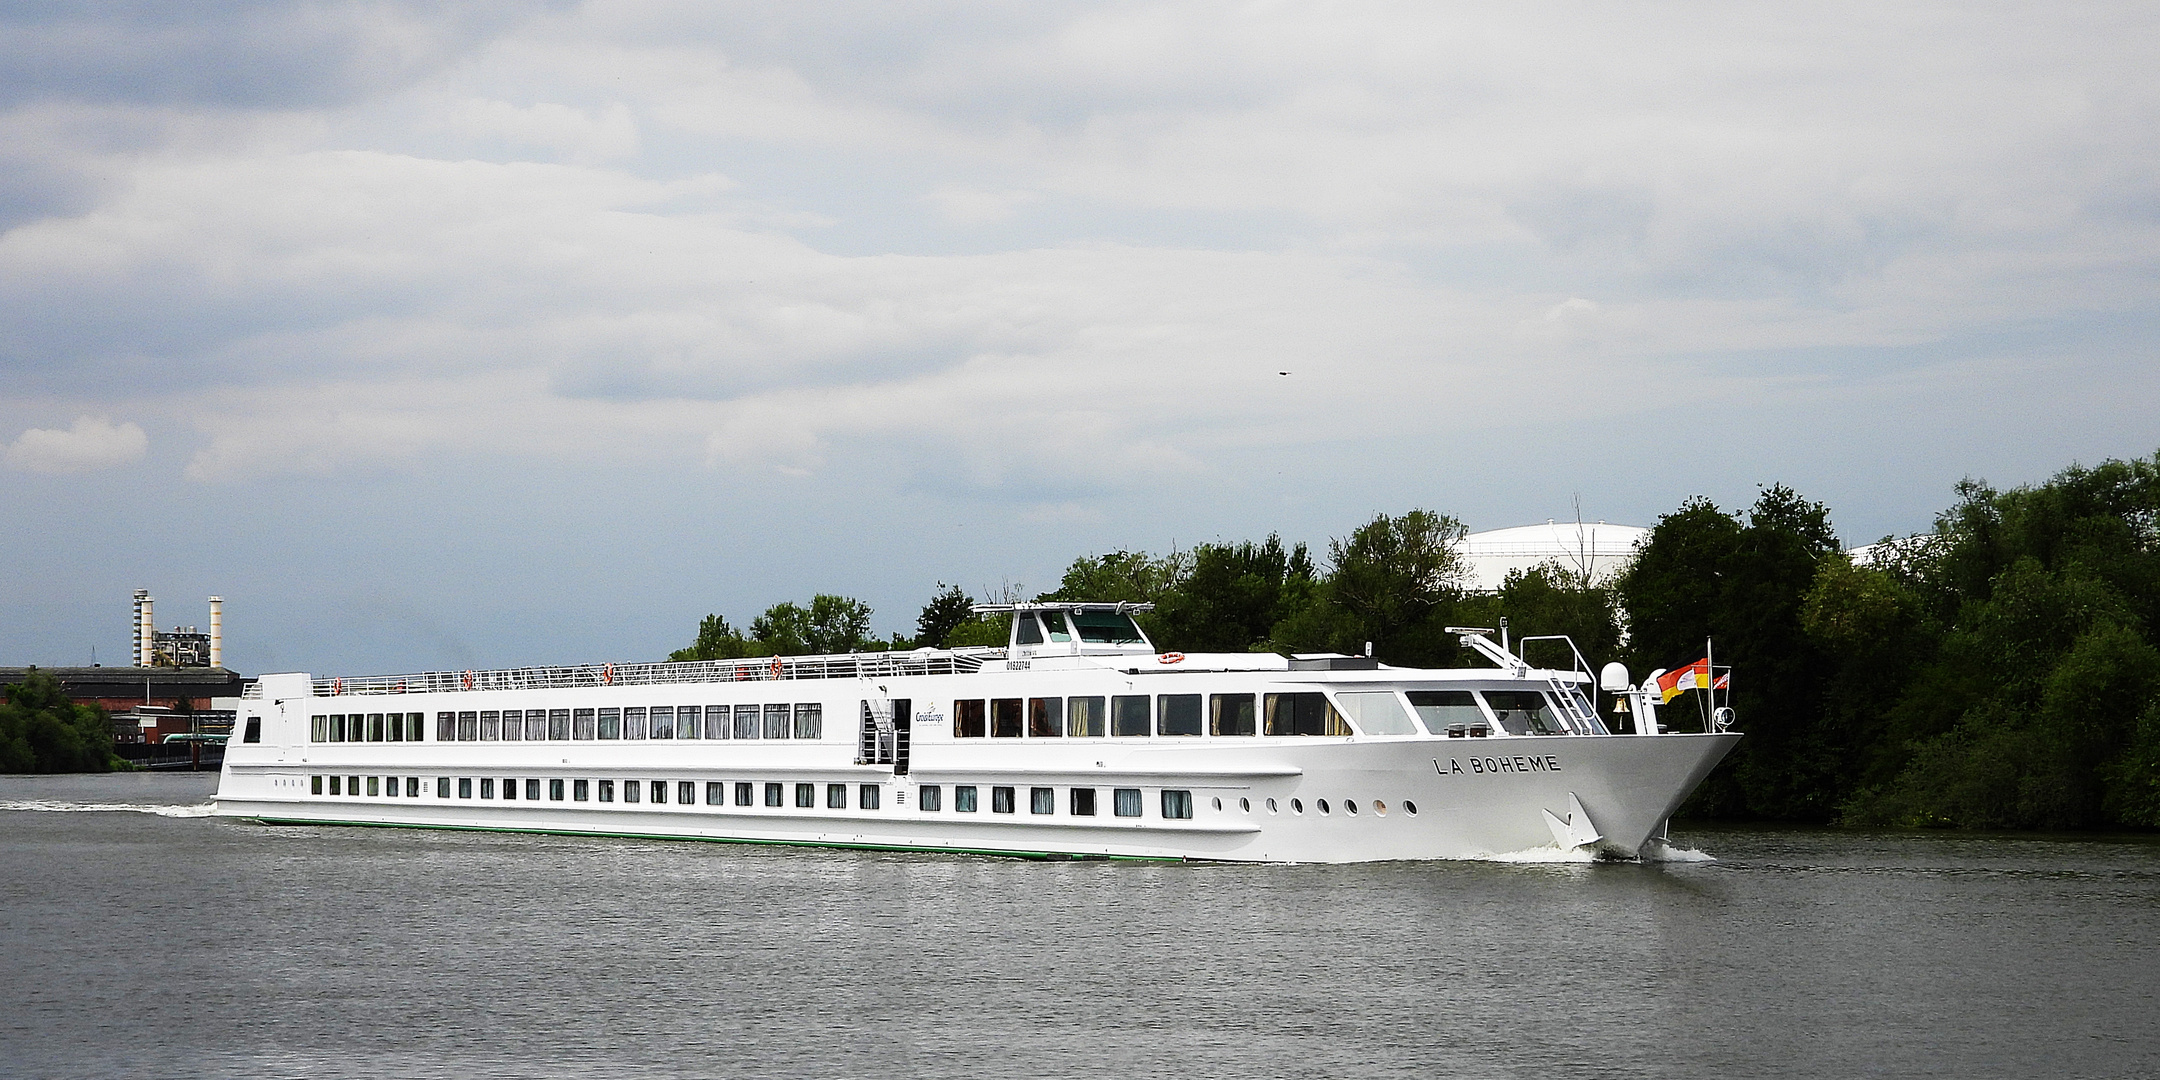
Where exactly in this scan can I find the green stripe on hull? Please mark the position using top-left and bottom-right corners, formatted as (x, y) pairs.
(245, 815), (1184, 862)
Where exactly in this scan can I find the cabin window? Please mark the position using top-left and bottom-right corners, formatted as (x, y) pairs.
(367, 713), (385, 742)
(620, 707), (645, 740)
(573, 709), (596, 740)
(479, 710), (501, 741)
(597, 708), (620, 740)
(406, 713), (425, 742)
(1071, 788), (1096, 816)
(458, 711), (478, 741)
(991, 698), (1023, 738)
(436, 712), (455, 741)
(1112, 695), (1151, 737)
(548, 710), (570, 741)
(329, 775), (342, 795)
(955, 785), (978, 812)
(705, 706), (729, 740)
(828, 783), (848, 809)
(1210, 694), (1257, 736)
(243, 718), (261, 744)
(860, 785), (880, 810)
(500, 710), (522, 742)
(675, 781), (691, 805)
(599, 780), (615, 803)
(458, 777), (473, 799)
(920, 785), (942, 810)
(1158, 694), (1202, 737)
(437, 777), (451, 798)
(991, 786), (1016, 813)
(346, 774), (360, 795)
(1015, 614), (1044, 645)
(1113, 788), (1142, 817)
(1482, 691), (1564, 735)
(481, 778), (496, 799)
(650, 706), (675, 740)
(406, 777), (420, 797)
(1317, 799), (1331, 815)
(531, 779), (545, 801)
(386, 714), (403, 742)
(707, 782), (724, 806)
(1161, 790), (1193, 819)
(1406, 691), (1485, 736)
(677, 706), (701, 740)
(525, 710), (547, 741)
(385, 776), (398, 796)
(1028, 697), (1063, 737)
(651, 781), (668, 805)
(1072, 611), (1146, 645)
(1040, 611), (1073, 642)
(311, 715), (326, 742)
(1336, 692), (1417, 735)
(1030, 787), (1055, 814)
(953, 700), (987, 738)
(1265, 693), (1352, 736)
(1067, 697), (1106, 737)
(794, 703), (823, 740)
(574, 780), (589, 802)
(734, 782), (753, 806)
(765, 704), (792, 740)
(505, 778), (519, 800)
(795, 783), (815, 808)
(624, 780), (641, 804)
(311, 775), (323, 794)
(325, 714), (342, 742)
(733, 705), (759, 740)
(764, 782), (783, 807)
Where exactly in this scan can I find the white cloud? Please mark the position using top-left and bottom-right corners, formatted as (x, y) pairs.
(4, 415), (148, 474)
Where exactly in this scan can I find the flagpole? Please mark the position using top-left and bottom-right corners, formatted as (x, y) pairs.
(1703, 635), (1714, 732)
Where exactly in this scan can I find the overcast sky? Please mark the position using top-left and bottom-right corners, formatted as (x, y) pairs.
(4, 2), (2156, 675)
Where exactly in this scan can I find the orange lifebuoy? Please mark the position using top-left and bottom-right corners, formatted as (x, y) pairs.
(331, 677), (343, 695)
(462, 670), (475, 691)
(769, 656), (784, 679)
(601, 663), (614, 685)
(1158, 652), (1185, 665)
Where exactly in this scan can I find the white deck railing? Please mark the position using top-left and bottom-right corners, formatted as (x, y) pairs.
(280, 648), (1005, 698)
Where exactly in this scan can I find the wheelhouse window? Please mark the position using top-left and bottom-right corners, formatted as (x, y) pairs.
(953, 700), (987, 738)
(1113, 788), (1142, 817)
(1111, 695), (1151, 737)
(1407, 691), (1485, 736)
(1038, 610), (1074, 642)
(991, 698), (1023, 738)
(1265, 693), (1352, 736)
(794, 703), (822, 740)
(1158, 694), (1202, 736)
(1028, 697), (1063, 737)
(764, 704), (792, 740)
(1210, 694), (1257, 736)
(1015, 614), (1043, 646)
(1335, 691), (1416, 735)
(1482, 691), (1565, 735)
(1068, 696), (1106, 737)
(500, 710), (522, 742)
(1072, 610), (1146, 645)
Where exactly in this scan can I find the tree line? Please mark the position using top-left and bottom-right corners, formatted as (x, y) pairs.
(675, 449), (2160, 832)
(1, 669), (119, 772)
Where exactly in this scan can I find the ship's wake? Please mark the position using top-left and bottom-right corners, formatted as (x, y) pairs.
(0, 799), (215, 818)
(1466, 840), (1716, 864)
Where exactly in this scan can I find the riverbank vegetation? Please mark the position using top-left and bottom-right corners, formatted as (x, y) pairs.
(1, 668), (118, 773)
(671, 450), (2160, 832)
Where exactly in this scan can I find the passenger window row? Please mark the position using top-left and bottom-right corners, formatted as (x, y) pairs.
(914, 784), (1194, 820)
(952, 694), (1352, 738)
(309, 775), (883, 810)
(308, 704), (827, 743)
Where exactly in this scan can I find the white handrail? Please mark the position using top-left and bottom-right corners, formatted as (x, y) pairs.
(307, 648), (1006, 697)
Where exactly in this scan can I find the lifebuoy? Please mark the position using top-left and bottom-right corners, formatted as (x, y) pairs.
(601, 663), (614, 685)
(331, 677), (343, 695)
(769, 656), (784, 679)
(462, 670), (475, 691)
(1158, 652), (1185, 665)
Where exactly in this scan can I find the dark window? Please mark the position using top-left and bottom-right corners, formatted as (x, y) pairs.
(458, 777), (473, 799)
(794, 703), (822, 740)
(953, 700), (987, 738)
(735, 705), (760, 740)
(437, 777), (451, 798)
(1112, 695), (1151, 737)
(481, 778), (496, 799)
(707, 782), (724, 805)
(764, 782), (783, 807)
(524, 710), (546, 741)
(955, 785), (977, 812)
(1481, 691), (1565, 736)
(573, 709), (595, 740)
(406, 713), (425, 742)
(795, 782), (815, 808)
(383, 775), (397, 797)
(1030, 787), (1054, 814)
(529, 779), (544, 801)
(311, 715), (328, 742)
(368, 713), (385, 742)
(1071, 788), (1096, 816)
(764, 704), (791, 740)
(405, 777), (419, 797)
(1028, 697), (1063, 737)
(991, 786), (1016, 814)
(623, 780), (641, 804)
(548, 709), (570, 741)
(735, 781), (754, 806)
(859, 784), (880, 810)
(311, 775), (323, 794)
(1158, 694), (1202, 736)
(550, 780), (563, 801)
(329, 775), (341, 795)
(1265, 692), (1351, 736)
(347, 774), (359, 796)
(828, 783), (848, 809)
(1406, 690), (1484, 736)
(650, 706), (674, 740)
(1210, 694), (1257, 736)
(1162, 790), (1194, 819)
(676, 706), (700, 740)
(1015, 613), (1043, 645)
(366, 776), (379, 796)
(574, 779), (590, 802)
(387, 713), (404, 742)
(676, 780), (692, 805)
(243, 718), (261, 744)
(706, 706), (730, 741)
(624, 707), (647, 740)
(920, 784), (942, 811)
(1067, 697), (1105, 737)
(1114, 788), (1142, 817)
(480, 710), (501, 741)
(651, 780), (667, 805)
(991, 698), (1023, 738)
(500, 709), (522, 742)
(505, 778), (520, 800)
(598, 708), (621, 740)
(327, 714), (344, 743)
(599, 779), (615, 802)
(436, 712), (456, 741)
(457, 711), (478, 741)
(1072, 610), (1145, 644)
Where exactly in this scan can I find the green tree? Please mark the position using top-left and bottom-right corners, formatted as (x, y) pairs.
(668, 614), (757, 662)
(1152, 535), (1317, 652)
(750, 595), (877, 655)
(0, 668), (115, 773)
(1271, 510), (1468, 665)
(914, 584), (975, 649)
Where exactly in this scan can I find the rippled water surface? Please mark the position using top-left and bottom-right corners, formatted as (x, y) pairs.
(4, 773), (2156, 1079)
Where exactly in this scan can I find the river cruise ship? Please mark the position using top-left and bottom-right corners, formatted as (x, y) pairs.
(212, 604), (1738, 862)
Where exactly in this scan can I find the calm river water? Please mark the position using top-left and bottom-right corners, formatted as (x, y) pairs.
(3, 772), (2156, 1079)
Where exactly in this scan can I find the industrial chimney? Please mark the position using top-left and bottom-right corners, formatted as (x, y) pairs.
(137, 592), (154, 668)
(208, 597), (223, 669)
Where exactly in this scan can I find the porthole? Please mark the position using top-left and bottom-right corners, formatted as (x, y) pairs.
(1404, 800), (1418, 815)
(1317, 799), (1330, 815)
(1374, 800), (1388, 816)
(1266, 798), (1279, 814)
(1239, 797), (1251, 813)
(1212, 797), (1223, 812)
(1290, 798), (1304, 815)
(1345, 800), (1359, 815)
